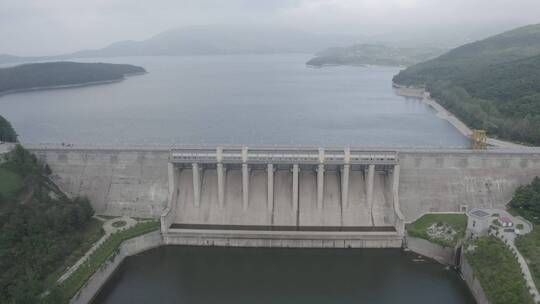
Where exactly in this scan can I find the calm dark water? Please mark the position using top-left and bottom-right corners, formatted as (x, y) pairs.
(93, 246), (475, 304)
(0, 54), (469, 147)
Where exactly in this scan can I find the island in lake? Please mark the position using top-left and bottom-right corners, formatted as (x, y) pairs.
(0, 61), (145, 95)
(306, 44), (446, 67)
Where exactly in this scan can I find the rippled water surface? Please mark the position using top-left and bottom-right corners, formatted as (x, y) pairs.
(0, 54), (469, 147)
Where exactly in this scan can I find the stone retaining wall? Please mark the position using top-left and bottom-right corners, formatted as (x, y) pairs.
(460, 254), (491, 304)
(405, 235), (456, 265)
(164, 231), (403, 248)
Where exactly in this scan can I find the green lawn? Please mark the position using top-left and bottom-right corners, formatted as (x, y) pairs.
(467, 236), (534, 304)
(406, 213), (467, 247)
(516, 225), (540, 288)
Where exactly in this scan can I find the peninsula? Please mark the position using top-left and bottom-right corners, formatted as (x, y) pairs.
(306, 44), (446, 67)
(0, 61), (145, 95)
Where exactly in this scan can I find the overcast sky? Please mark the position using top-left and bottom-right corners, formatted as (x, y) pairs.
(1, 0), (540, 56)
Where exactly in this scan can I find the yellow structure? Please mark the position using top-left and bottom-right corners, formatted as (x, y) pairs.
(471, 129), (487, 150)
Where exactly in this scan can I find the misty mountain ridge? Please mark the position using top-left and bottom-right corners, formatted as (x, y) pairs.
(0, 26), (361, 64)
(394, 23), (540, 86)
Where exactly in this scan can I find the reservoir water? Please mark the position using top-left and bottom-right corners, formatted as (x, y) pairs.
(93, 246), (475, 304)
(0, 54), (469, 147)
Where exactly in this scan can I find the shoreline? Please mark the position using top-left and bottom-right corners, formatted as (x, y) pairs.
(392, 83), (525, 149)
(0, 71), (146, 98)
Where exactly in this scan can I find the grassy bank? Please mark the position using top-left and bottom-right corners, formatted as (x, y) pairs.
(467, 236), (534, 304)
(406, 213), (467, 247)
(52, 220), (160, 303)
(516, 226), (540, 288)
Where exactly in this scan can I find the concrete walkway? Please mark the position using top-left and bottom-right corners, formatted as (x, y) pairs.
(57, 216), (137, 283)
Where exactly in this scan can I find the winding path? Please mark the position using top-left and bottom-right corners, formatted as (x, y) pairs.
(57, 216), (137, 284)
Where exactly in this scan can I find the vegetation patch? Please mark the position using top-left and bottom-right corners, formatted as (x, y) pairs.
(510, 176), (540, 223)
(0, 114), (17, 142)
(516, 226), (540, 288)
(45, 219), (105, 287)
(467, 236), (534, 304)
(0, 145), (98, 304)
(0, 166), (24, 204)
(406, 213), (467, 247)
(112, 220), (127, 228)
(51, 220), (160, 303)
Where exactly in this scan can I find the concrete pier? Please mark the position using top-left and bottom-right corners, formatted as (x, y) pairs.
(217, 163), (225, 208)
(267, 164), (274, 212)
(317, 165), (325, 210)
(292, 164), (299, 213)
(192, 163), (200, 207)
(217, 148), (225, 208)
(242, 164), (249, 210)
(341, 164), (350, 209)
(366, 164), (375, 211)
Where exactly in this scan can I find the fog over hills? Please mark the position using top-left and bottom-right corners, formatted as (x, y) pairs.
(0, 26), (361, 64)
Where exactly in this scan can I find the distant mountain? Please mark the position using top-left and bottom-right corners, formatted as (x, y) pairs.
(306, 44), (447, 67)
(393, 23), (540, 145)
(0, 62), (145, 94)
(0, 26), (360, 64)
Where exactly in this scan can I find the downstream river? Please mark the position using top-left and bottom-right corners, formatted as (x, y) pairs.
(93, 246), (475, 304)
(0, 54), (469, 147)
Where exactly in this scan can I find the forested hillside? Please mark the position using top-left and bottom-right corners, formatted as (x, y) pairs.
(0, 61), (145, 94)
(393, 23), (540, 145)
(0, 115), (17, 142)
(0, 142), (102, 303)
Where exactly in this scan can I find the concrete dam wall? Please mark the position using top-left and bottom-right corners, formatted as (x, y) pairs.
(29, 145), (540, 222)
(399, 151), (540, 220)
(32, 147), (170, 217)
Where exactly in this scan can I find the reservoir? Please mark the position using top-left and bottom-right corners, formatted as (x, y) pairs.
(0, 54), (469, 147)
(93, 246), (475, 304)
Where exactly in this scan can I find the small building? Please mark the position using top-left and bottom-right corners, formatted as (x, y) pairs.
(467, 209), (491, 237)
(499, 216), (513, 227)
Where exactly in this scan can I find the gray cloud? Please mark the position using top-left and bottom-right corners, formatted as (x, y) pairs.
(1, 0), (539, 55)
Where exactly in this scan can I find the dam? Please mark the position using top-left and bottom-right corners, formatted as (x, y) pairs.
(28, 144), (540, 248)
(161, 147), (403, 247)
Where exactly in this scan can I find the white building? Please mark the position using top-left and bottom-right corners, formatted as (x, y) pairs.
(467, 209), (491, 237)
